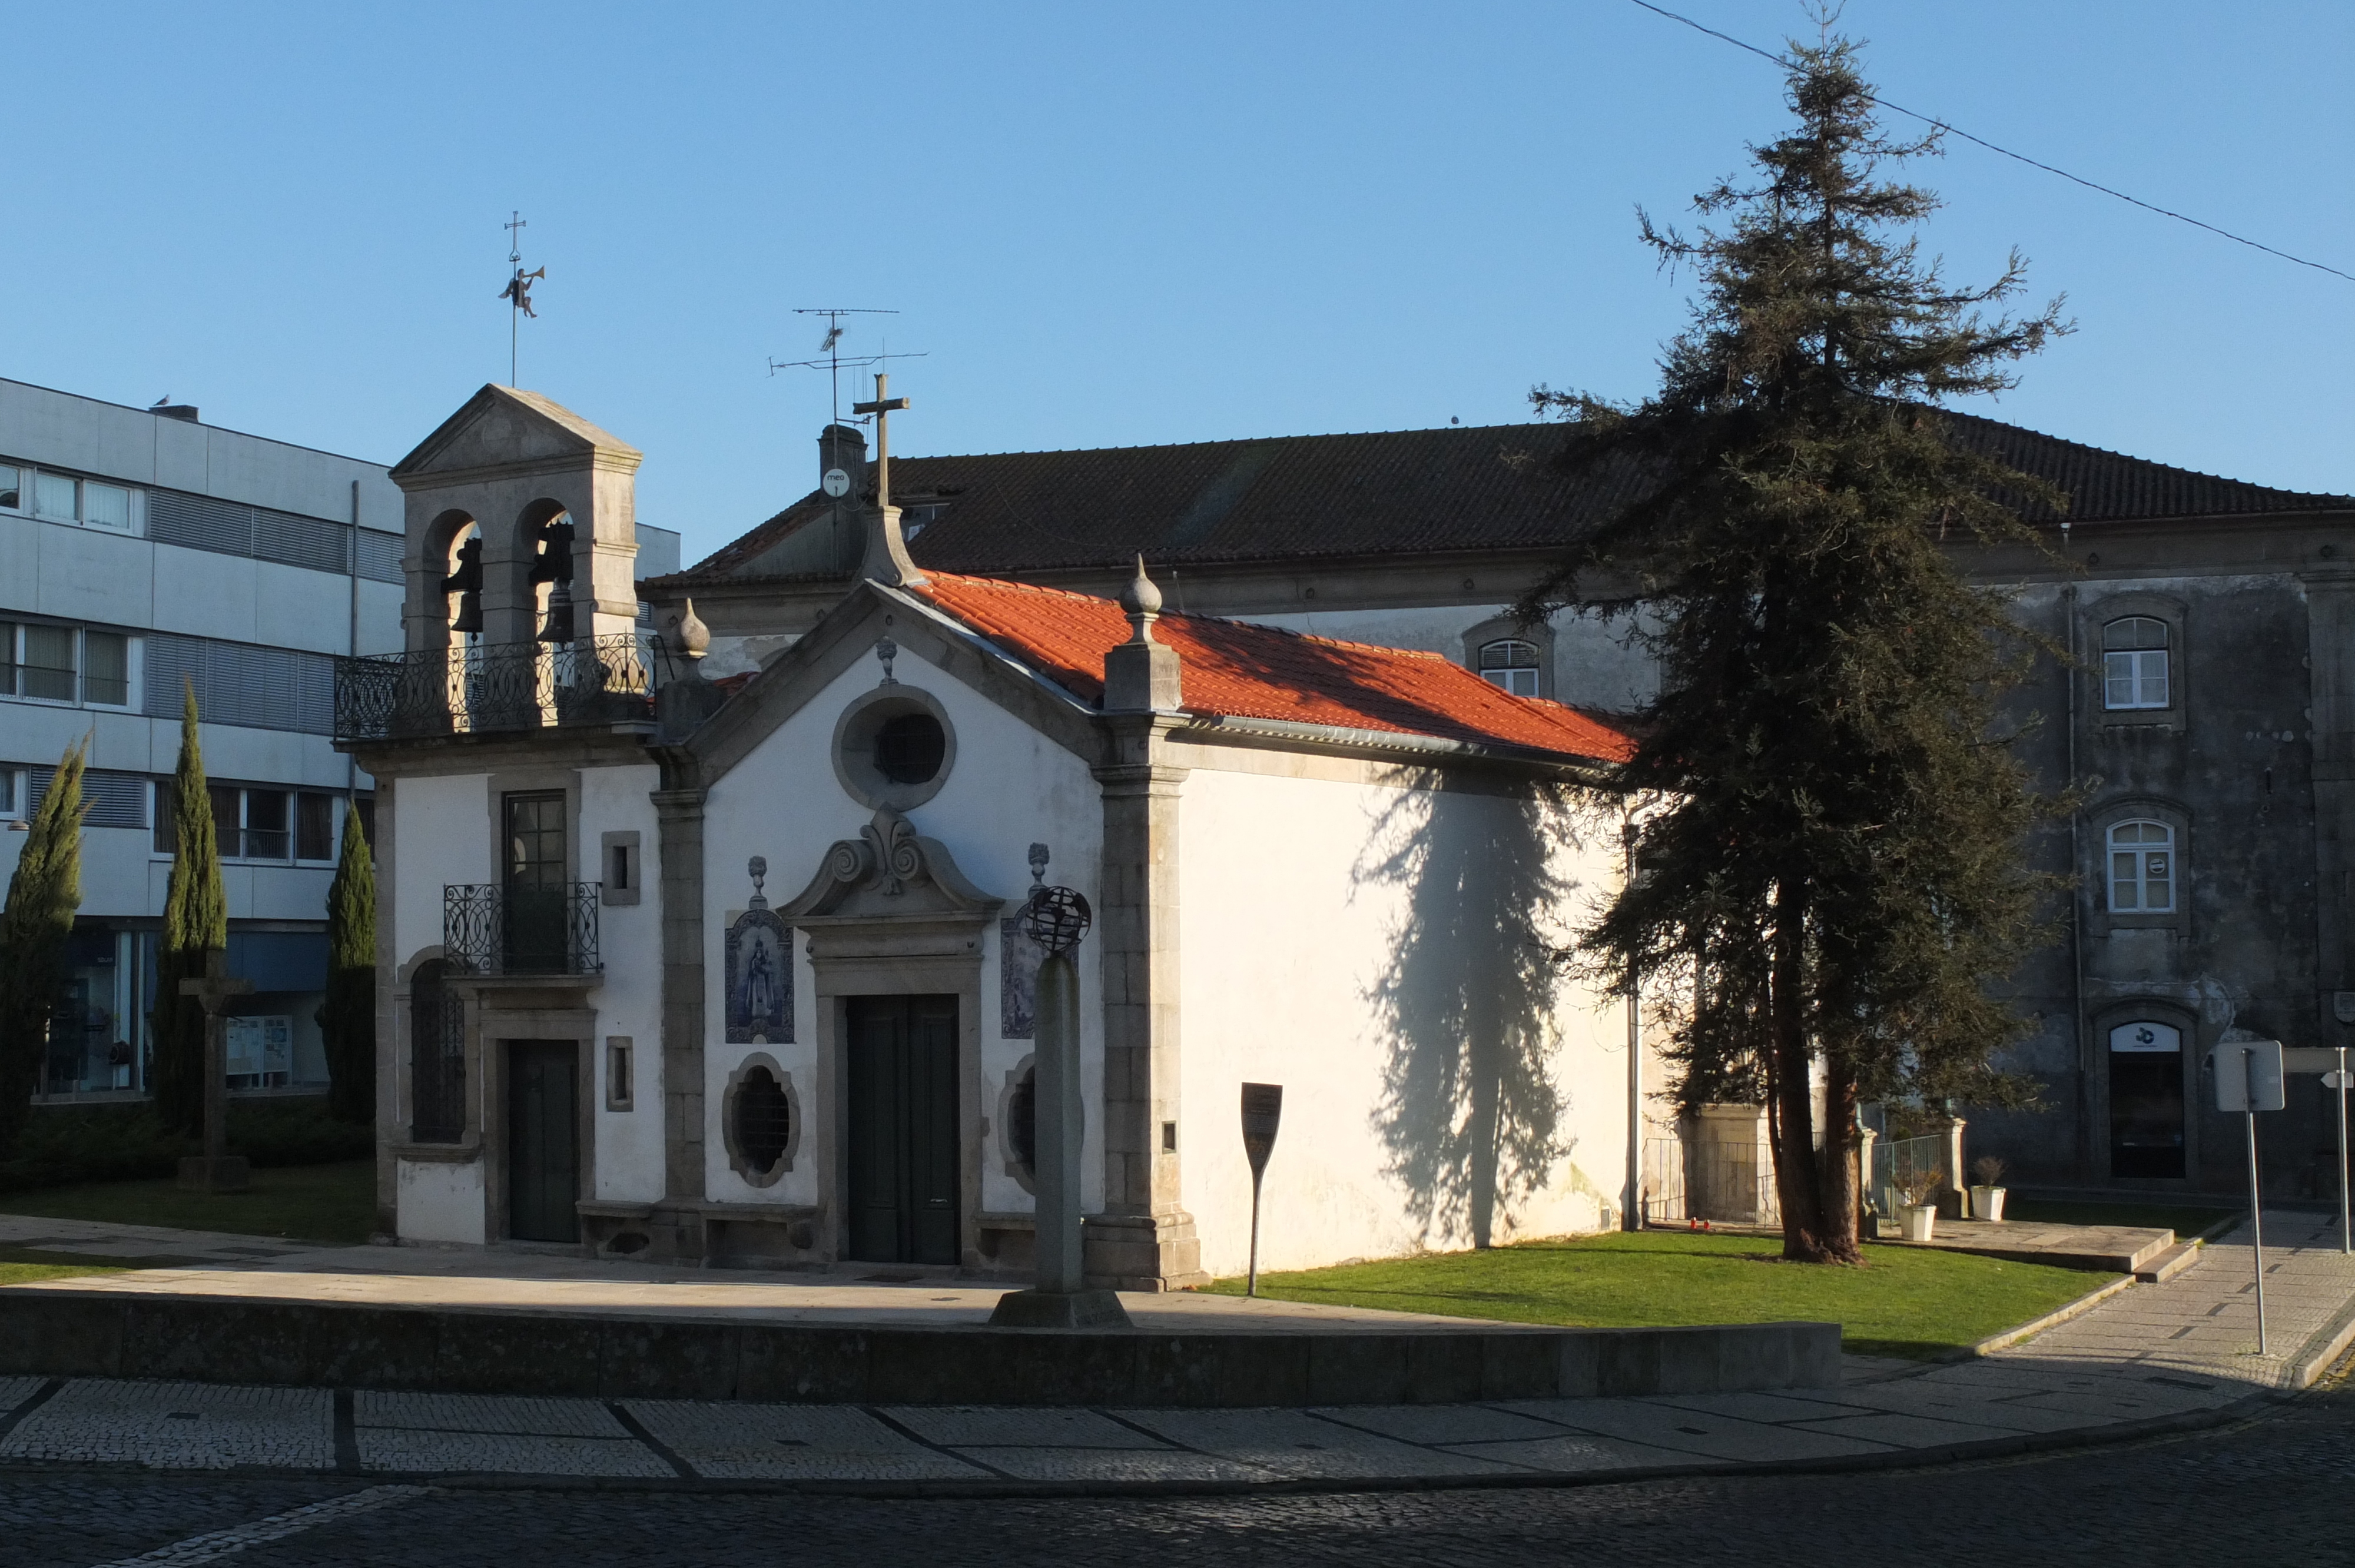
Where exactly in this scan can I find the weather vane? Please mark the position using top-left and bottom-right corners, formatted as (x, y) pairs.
(498, 211), (545, 386)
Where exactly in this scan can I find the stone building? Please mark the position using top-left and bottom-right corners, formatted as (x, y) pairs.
(343, 387), (1639, 1280)
(646, 410), (2355, 1200)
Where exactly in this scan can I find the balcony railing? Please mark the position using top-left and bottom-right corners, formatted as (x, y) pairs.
(445, 882), (602, 979)
(336, 634), (660, 743)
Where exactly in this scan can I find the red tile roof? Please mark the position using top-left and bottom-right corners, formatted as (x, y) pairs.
(911, 572), (1636, 765)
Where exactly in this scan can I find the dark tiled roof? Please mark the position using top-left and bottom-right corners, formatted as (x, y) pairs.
(914, 573), (1636, 763)
(660, 410), (2351, 586)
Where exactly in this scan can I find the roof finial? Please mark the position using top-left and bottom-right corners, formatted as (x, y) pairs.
(1120, 555), (1163, 645)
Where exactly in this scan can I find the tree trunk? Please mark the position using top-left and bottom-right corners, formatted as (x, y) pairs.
(1815, 1055), (1863, 1264)
(1769, 877), (1835, 1261)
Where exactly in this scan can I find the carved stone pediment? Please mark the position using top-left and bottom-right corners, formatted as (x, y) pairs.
(779, 808), (1003, 925)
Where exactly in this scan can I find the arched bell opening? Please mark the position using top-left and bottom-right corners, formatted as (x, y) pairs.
(515, 498), (579, 646)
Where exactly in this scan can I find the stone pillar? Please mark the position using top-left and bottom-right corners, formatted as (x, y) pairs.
(1928, 1114), (1968, 1218)
(1856, 1124), (1879, 1235)
(1086, 719), (1205, 1290)
(176, 950), (253, 1194)
(652, 783), (709, 1262)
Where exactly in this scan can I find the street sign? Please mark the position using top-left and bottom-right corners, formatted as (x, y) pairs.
(2213, 1039), (2287, 1112)
(2327, 1070), (2353, 1090)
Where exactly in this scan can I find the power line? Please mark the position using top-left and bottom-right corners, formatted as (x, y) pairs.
(1626, 0), (2355, 285)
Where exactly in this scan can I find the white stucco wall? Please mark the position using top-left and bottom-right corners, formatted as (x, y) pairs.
(396, 1158), (487, 1244)
(1176, 762), (1625, 1277)
(390, 773), (490, 966)
(579, 763), (665, 1202)
(699, 642), (1105, 1217)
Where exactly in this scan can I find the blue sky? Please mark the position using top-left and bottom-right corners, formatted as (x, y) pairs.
(3, 2), (2347, 565)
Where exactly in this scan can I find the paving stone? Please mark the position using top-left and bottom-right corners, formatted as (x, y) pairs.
(622, 1401), (985, 1481)
(357, 1430), (672, 1477)
(1304, 1404), (1577, 1445)
(1782, 1410), (2026, 1448)
(881, 1406), (1167, 1449)
(1784, 1381), (2125, 1433)
(353, 1391), (627, 1439)
(0, 1380), (331, 1470)
(1638, 1390), (1885, 1424)
(0, 1376), (48, 1414)
(1493, 1397), (1891, 1462)
(1437, 1431), (1703, 1473)
(1113, 1409), (1516, 1479)
(948, 1447), (1275, 1482)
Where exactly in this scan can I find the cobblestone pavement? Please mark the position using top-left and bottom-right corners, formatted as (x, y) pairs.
(5, 1369), (2347, 1567)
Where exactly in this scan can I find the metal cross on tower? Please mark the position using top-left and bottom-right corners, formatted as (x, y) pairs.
(852, 373), (912, 510)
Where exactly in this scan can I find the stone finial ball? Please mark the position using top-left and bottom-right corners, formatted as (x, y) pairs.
(1120, 557), (1163, 619)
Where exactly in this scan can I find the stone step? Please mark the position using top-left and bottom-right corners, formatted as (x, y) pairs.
(2133, 1240), (2202, 1283)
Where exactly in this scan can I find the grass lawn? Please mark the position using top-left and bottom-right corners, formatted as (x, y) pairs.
(1203, 1229), (2112, 1358)
(2004, 1198), (2242, 1238)
(0, 1160), (375, 1245)
(0, 1248), (141, 1287)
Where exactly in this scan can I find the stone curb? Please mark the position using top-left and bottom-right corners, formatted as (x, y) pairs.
(0, 1385), (2296, 1502)
(2288, 1293), (2355, 1390)
(1963, 1273), (2138, 1358)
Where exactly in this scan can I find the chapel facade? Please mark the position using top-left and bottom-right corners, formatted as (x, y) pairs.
(343, 387), (1637, 1282)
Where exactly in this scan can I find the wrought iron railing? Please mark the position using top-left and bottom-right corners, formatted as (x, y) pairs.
(335, 634), (659, 742)
(445, 883), (602, 978)
(1641, 1137), (1782, 1227)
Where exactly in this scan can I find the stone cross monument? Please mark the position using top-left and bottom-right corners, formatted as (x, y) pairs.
(177, 948), (254, 1194)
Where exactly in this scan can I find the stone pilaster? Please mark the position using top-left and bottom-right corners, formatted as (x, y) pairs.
(652, 783), (709, 1263)
(1086, 716), (1206, 1290)
(2306, 572), (2355, 1044)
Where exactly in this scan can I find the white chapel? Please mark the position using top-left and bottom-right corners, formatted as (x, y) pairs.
(349, 386), (1639, 1289)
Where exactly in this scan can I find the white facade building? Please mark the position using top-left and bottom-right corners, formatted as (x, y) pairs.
(0, 376), (677, 1103)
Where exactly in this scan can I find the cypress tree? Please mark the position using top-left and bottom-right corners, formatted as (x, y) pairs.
(0, 741), (87, 1156)
(152, 682), (227, 1137)
(1530, 35), (2066, 1263)
(319, 802), (376, 1123)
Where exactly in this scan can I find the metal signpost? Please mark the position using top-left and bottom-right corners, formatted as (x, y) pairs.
(2332, 1045), (2353, 1257)
(2214, 1038), (2286, 1354)
(1240, 1083), (1283, 1297)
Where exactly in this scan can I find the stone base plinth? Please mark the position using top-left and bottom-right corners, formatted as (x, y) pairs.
(986, 1288), (1133, 1329)
(176, 1156), (250, 1194)
(1083, 1211), (1208, 1291)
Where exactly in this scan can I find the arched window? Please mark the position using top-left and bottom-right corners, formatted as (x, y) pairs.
(2107, 820), (2175, 913)
(2102, 617), (2170, 710)
(409, 960), (466, 1142)
(1477, 639), (1541, 697)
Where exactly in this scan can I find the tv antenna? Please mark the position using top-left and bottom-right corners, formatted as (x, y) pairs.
(770, 308), (926, 428)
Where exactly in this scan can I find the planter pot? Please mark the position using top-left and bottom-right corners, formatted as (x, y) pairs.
(1970, 1185), (2006, 1223)
(1900, 1204), (1938, 1243)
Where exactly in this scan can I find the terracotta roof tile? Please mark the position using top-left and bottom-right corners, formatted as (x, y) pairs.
(912, 572), (1634, 765)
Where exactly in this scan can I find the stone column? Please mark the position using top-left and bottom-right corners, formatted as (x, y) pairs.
(652, 782), (709, 1262)
(1086, 719), (1205, 1290)
(177, 949), (253, 1194)
(1928, 1114), (1968, 1219)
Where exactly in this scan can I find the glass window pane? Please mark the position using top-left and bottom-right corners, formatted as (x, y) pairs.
(208, 785), (243, 859)
(2112, 852), (2139, 909)
(2147, 854), (2171, 910)
(2104, 652), (2135, 708)
(82, 632), (128, 706)
(0, 466), (19, 509)
(82, 483), (132, 531)
(2138, 651), (2168, 707)
(244, 790), (289, 860)
(32, 472), (76, 520)
(297, 793), (334, 861)
(0, 769), (15, 815)
(21, 624), (75, 700)
(0, 621), (16, 696)
(153, 780), (177, 854)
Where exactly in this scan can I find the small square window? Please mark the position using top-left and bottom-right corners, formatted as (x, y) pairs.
(31, 472), (76, 521)
(81, 482), (133, 533)
(296, 793), (336, 861)
(82, 632), (128, 706)
(0, 466), (19, 510)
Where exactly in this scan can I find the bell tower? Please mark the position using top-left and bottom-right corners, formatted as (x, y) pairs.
(388, 386), (645, 655)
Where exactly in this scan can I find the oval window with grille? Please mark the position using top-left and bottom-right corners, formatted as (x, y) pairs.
(730, 1062), (794, 1182)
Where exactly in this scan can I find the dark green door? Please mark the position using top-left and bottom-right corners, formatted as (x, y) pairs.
(508, 1041), (579, 1241)
(846, 995), (960, 1264)
(503, 791), (567, 973)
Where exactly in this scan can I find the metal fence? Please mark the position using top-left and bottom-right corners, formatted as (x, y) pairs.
(335, 634), (659, 742)
(1869, 1133), (1947, 1220)
(1641, 1138), (1782, 1227)
(445, 883), (602, 978)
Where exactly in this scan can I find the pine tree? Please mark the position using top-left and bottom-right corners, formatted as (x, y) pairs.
(152, 683), (227, 1137)
(319, 802), (376, 1123)
(1530, 35), (2067, 1263)
(0, 741), (86, 1156)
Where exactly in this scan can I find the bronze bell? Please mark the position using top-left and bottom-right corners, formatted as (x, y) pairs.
(442, 536), (484, 634)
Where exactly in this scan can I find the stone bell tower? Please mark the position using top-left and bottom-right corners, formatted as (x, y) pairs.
(388, 386), (644, 654)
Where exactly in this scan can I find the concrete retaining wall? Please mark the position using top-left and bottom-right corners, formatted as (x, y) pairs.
(0, 1292), (1840, 1406)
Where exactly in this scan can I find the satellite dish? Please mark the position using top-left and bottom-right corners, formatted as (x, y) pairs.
(822, 467), (851, 498)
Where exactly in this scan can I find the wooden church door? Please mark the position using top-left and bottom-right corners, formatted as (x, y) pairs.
(507, 1041), (580, 1242)
(845, 995), (960, 1264)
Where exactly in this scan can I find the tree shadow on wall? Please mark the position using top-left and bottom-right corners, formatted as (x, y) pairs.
(1355, 774), (1593, 1250)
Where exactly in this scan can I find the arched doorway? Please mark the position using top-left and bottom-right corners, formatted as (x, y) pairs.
(2108, 1020), (2185, 1178)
